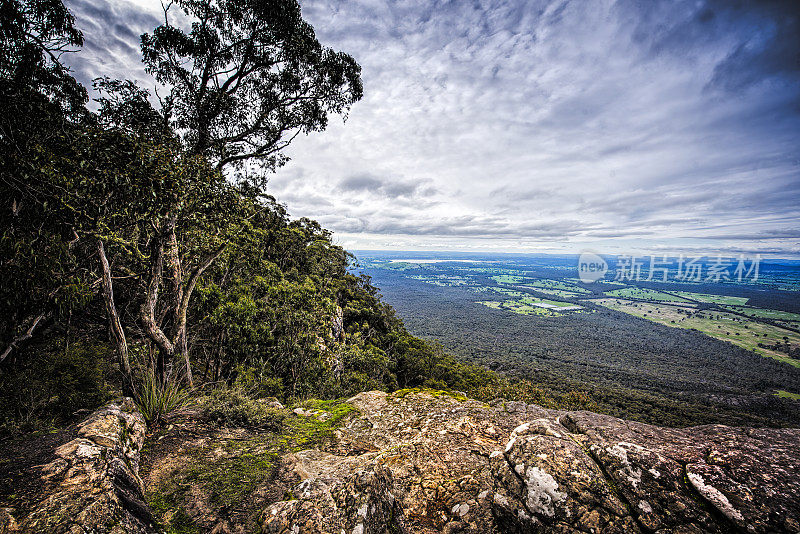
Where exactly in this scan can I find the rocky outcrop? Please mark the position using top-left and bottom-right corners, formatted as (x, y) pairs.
(262, 462), (405, 533)
(5, 391), (800, 533)
(9, 398), (157, 534)
(261, 390), (800, 534)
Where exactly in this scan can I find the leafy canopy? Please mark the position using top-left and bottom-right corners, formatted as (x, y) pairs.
(141, 0), (363, 171)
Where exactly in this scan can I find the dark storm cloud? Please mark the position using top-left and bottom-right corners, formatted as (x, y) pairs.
(619, 0), (800, 94)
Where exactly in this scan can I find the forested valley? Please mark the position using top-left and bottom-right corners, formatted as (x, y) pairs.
(363, 263), (800, 428)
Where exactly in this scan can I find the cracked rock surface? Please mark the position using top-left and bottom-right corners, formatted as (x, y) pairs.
(4, 391), (800, 533)
(263, 391), (800, 534)
(3, 398), (157, 534)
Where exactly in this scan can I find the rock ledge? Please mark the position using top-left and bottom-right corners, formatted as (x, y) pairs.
(5, 398), (156, 534)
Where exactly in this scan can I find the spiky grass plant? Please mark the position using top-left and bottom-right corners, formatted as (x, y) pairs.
(134, 368), (190, 426)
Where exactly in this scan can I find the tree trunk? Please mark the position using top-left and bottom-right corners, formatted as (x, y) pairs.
(164, 215), (193, 387)
(173, 243), (225, 388)
(140, 233), (174, 386)
(97, 239), (134, 397)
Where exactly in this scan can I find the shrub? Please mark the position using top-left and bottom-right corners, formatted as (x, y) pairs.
(134, 369), (190, 426)
(199, 386), (286, 430)
(0, 340), (114, 435)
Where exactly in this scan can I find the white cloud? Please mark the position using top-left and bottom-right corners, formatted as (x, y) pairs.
(64, 0), (800, 256)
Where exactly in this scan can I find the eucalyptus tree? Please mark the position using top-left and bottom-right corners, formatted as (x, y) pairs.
(90, 0), (363, 389)
(141, 0), (363, 172)
(1, 0), (364, 397)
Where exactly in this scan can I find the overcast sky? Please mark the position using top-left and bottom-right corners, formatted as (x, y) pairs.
(64, 0), (800, 257)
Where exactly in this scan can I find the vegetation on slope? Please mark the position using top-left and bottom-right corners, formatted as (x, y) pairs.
(0, 0), (595, 437)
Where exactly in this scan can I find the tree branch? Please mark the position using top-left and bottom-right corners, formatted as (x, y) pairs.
(175, 243), (227, 338)
(0, 312), (50, 366)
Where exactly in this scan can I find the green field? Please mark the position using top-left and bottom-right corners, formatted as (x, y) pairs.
(591, 298), (800, 368)
(476, 300), (565, 316)
(673, 292), (749, 305)
(489, 287), (526, 297)
(519, 286), (584, 298)
(590, 279), (626, 287)
(491, 274), (524, 284)
(722, 306), (800, 322)
(776, 390), (800, 401)
(523, 279), (591, 293)
(604, 287), (691, 302)
(477, 295), (584, 317)
(410, 275), (471, 287)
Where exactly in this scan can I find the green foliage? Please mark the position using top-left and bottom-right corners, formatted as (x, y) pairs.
(134, 368), (190, 426)
(0, 0), (87, 112)
(140, 0), (363, 171)
(327, 344), (397, 398)
(0, 341), (114, 435)
(199, 386), (286, 430)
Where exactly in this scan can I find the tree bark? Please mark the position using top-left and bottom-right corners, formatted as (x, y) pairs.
(97, 239), (134, 396)
(163, 214), (193, 387)
(140, 234), (174, 384)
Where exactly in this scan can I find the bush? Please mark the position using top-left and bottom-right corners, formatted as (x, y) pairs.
(134, 369), (190, 426)
(0, 340), (115, 435)
(232, 362), (284, 399)
(199, 386), (286, 430)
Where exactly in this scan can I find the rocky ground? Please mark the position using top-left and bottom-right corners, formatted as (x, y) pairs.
(2, 389), (800, 533)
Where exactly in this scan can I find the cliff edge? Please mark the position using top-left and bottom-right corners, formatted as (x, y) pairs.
(3, 390), (799, 533)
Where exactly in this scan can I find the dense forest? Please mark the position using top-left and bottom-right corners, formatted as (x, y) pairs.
(365, 266), (800, 427)
(0, 0), (528, 435)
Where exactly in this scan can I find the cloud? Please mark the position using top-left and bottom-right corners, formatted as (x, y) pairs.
(63, 0), (800, 256)
(65, 0), (161, 90)
(336, 173), (438, 200)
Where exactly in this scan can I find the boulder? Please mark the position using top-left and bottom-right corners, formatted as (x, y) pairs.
(259, 390), (800, 533)
(17, 398), (157, 534)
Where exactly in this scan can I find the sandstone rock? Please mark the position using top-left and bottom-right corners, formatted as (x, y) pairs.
(261, 463), (405, 534)
(260, 397), (286, 410)
(260, 390), (800, 533)
(17, 398), (157, 534)
(12, 390), (800, 533)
